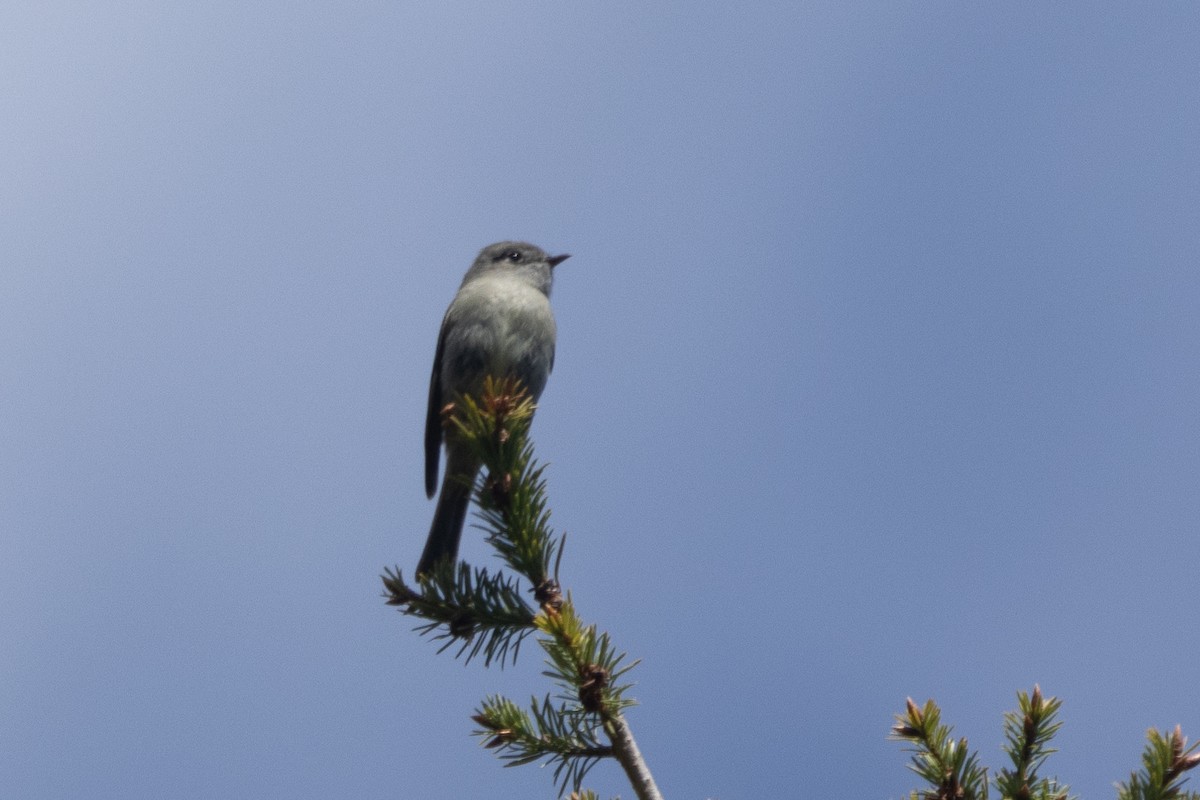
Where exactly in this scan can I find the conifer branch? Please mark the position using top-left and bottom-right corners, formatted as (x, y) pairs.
(382, 562), (535, 666)
(995, 686), (1073, 800)
(891, 696), (989, 800)
(894, 689), (1198, 800)
(1117, 725), (1200, 800)
(385, 377), (661, 799)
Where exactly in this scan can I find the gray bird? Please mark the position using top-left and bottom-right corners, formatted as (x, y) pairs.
(418, 241), (569, 576)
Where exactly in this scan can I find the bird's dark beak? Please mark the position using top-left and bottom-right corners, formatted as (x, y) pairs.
(548, 254), (571, 268)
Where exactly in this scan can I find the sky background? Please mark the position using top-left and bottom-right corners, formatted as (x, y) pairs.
(3, 3), (1198, 798)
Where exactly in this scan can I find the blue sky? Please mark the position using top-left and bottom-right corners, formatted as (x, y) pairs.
(3, 3), (1198, 798)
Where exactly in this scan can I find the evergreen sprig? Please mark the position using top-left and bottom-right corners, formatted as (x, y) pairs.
(1117, 725), (1200, 800)
(381, 561), (535, 667)
(472, 694), (613, 792)
(995, 686), (1072, 800)
(894, 690), (1198, 800)
(457, 392), (563, 585)
(891, 697), (990, 800)
(536, 598), (639, 716)
(385, 377), (661, 800)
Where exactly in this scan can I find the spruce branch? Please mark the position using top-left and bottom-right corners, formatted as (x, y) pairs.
(536, 598), (639, 715)
(381, 561), (535, 667)
(894, 689), (1197, 800)
(386, 377), (662, 800)
(439, 379), (561, 583)
(891, 697), (989, 800)
(995, 686), (1072, 800)
(472, 694), (613, 792)
(1117, 725), (1200, 800)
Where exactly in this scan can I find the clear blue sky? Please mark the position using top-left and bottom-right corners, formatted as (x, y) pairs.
(3, 3), (1198, 798)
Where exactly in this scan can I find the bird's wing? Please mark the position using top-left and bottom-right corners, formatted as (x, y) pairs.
(424, 315), (451, 498)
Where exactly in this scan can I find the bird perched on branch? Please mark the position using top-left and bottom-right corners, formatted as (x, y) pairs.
(418, 241), (569, 577)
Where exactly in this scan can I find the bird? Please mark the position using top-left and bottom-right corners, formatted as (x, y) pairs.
(418, 241), (569, 577)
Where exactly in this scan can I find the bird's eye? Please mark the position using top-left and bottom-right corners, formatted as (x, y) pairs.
(505, 250), (523, 262)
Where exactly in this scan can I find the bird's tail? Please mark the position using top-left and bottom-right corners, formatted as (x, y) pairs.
(417, 462), (475, 577)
